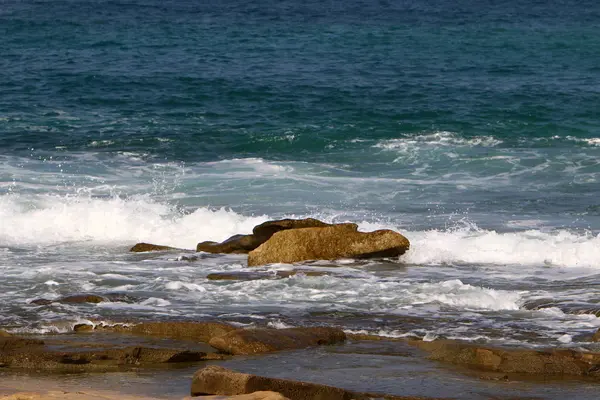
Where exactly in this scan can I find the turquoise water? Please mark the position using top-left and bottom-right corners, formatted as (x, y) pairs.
(2, 0), (600, 355)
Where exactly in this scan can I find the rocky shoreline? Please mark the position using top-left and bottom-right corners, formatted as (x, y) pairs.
(3, 319), (600, 399)
(4, 219), (600, 399)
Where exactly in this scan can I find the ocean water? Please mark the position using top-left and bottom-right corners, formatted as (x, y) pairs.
(2, 0), (600, 351)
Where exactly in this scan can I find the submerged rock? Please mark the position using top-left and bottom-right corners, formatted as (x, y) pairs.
(31, 294), (107, 305)
(208, 327), (346, 355)
(248, 224), (410, 266)
(196, 218), (334, 254)
(130, 243), (184, 252)
(206, 270), (328, 281)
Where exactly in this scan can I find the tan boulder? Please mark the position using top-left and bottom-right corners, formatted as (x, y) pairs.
(248, 224), (410, 266)
(208, 327), (345, 355)
(130, 243), (184, 252)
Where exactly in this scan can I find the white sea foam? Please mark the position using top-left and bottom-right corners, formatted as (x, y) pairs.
(402, 226), (600, 268)
(2, 192), (600, 269)
(0, 194), (267, 248)
(374, 131), (503, 151)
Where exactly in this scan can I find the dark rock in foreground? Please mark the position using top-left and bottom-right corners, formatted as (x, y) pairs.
(0, 334), (222, 371)
(248, 224), (410, 266)
(208, 327), (346, 355)
(196, 218), (334, 254)
(191, 365), (443, 400)
(130, 242), (185, 252)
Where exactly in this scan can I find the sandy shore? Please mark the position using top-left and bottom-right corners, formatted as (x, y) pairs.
(0, 374), (286, 400)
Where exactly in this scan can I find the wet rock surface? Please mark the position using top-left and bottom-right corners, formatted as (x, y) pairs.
(208, 327), (346, 355)
(130, 243), (186, 252)
(248, 224), (410, 266)
(30, 293), (137, 306)
(196, 218), (335, 255)
(206, 270), (329, 281)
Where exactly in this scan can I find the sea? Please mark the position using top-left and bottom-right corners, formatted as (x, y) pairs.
(2, 0), (600, 358)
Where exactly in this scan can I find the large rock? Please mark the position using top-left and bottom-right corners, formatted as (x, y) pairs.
(248, 224), (410, 266)
(414, 339), (600, 377)
(208, 327), (346, 355)
(196, 218), (334, 254)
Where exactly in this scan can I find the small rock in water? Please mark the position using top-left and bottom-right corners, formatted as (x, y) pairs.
(73, 323), (94, 333)
(130, 242), (184, 252)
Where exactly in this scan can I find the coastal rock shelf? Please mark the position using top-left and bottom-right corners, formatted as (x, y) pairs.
(130, 217), (411, 267)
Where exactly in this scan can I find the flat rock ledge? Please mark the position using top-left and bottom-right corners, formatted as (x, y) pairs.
(191, 365), (443, 400)
(414, 339), (600, 378)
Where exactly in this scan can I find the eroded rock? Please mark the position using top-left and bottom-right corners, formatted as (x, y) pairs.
(248, 224), (410, 266)
(130, 243), (184, 252)
(208, 327), (346, 355)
